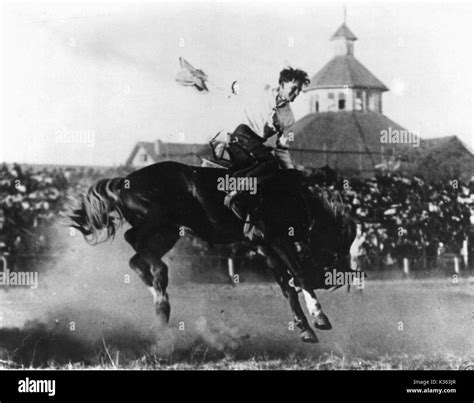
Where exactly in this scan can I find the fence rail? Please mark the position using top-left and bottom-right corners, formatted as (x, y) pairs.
(0, 251), (470, 273)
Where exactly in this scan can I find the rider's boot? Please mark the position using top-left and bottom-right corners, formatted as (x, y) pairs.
(224, 190), (246, 220)
(225, 192), (263, 240)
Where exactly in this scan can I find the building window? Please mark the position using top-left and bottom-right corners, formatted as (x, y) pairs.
(328, 92), (335, 111)
(368, 92), (379, 112)
(141, 153), (148, 163)
(338, 93), (346, 110)
(315, 94), (319, 112)
(355, 90), (363, 111)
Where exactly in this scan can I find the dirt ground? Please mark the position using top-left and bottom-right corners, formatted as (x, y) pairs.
(0, 225), (472, 367)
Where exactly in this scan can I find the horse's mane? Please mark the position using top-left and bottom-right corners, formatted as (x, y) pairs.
(309, 185), (348, 223)
(307, 185), (356, 255)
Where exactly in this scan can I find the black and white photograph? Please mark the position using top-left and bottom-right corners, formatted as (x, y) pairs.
(0, 0), (473, 400)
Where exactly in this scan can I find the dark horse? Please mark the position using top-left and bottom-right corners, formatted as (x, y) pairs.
(66, 161), (356, 343)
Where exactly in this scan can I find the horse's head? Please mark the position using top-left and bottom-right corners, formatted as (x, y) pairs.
(299, 187), (356, 286)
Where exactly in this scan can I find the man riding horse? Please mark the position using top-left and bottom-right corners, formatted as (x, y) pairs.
(222, 67), (311, 239)
(67, 65), (356, 344)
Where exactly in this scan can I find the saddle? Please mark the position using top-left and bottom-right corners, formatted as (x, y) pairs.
(202, 130), (313, 239)
(200, 136), (232, 169)
(201, 125), (274, 171)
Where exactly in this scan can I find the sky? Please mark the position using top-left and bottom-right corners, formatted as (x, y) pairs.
(1, 0), (472, 166)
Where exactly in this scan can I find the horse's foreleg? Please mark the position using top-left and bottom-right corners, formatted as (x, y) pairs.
(266, 240), (333, 332)
(286, 286), (319, 343)
(150, 260), (170, 321)
(129, 253), (153, 286)
(136, 227), (179, 323)
(129, 254), (166, 309)
(126, 229), (154, 288)
(257, 245), (318, 343)
(125, 226), (179, 323)
(302, 289), (332, 330)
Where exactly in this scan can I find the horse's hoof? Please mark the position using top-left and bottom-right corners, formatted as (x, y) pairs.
(313, 313), (332, 330)
(300, 329), (318, 343)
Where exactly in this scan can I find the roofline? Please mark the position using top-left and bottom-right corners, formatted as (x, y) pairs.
(125, 143), (141, 166)
(422, 135), (474, 155)
(454, 137), (474, 155)
(159, 142), (207, 148)
(304, 85), (389, 92)
(330, 22), (358, 41)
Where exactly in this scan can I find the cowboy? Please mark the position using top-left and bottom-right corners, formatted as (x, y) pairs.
(223, 67), (310, 236)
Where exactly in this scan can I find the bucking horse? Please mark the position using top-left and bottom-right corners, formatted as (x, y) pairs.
(66, 161), (356, 343)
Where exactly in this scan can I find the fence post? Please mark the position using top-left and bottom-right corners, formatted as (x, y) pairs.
(461, 238), (468, 268)
(227, 257), (234, 279)
(454, 256), (461, 275)
(403, 258), (410, 276)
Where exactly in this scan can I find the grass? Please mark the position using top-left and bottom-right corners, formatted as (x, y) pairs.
(0, 350), (471, 370)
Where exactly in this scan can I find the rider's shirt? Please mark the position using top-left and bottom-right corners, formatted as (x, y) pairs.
(227, 82), (296, 169)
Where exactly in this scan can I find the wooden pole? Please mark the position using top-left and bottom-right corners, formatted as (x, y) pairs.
(454, 256), (460, 275)
(461, 238), (468, 268)
(227, 257), (235, 279)
(403, 258), (410, 276)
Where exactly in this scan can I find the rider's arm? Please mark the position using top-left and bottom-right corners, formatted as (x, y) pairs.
(274, 148), (295, 169)
(227, 80), (277, 139)
(262, 117), (279, 140)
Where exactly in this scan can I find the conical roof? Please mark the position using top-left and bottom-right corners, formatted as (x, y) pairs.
(306, 55), (389, 91)
(331, 23), (358, 41)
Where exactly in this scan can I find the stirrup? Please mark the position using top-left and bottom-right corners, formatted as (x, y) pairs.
(230, 203), (246, 221)
(224, 191), (238, 209)
(226, 193), (247, 221)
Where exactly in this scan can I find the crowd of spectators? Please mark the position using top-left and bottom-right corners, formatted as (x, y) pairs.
(0, 163), (129, 268)
(306, 167), (474, 270)
(0, 162), (473, 272)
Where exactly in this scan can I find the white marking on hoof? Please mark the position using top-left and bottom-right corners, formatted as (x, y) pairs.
(148, 286), (159, 303)
(302, 289), (323, 317)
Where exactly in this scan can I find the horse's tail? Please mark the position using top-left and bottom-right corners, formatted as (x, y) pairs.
(64, 177), (126, 245)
